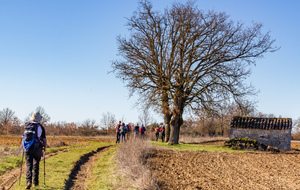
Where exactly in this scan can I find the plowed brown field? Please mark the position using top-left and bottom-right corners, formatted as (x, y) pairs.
(148, 142), (300, 190)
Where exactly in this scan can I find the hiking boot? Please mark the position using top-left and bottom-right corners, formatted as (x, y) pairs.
(25, 183), (32, 189)
(33, 181), (39, 187)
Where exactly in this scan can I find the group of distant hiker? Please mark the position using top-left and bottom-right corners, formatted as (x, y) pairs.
(115, 121), (147, 143)
(115, 121), (166, 143)
(154, 124), (165, 142)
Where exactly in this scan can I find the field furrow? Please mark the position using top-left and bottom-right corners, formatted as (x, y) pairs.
(148, 145), (300, 190)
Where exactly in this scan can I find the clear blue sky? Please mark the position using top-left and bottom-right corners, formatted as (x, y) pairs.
(0, 0), (299, 124)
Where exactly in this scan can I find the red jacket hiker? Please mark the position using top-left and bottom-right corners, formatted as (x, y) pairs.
(155, 127), (160, 141)
(155, 127), (160, 134)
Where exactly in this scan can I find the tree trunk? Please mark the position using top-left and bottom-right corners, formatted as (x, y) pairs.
(162, 90), (172, 142)
(169, 97), (184, 144)
(169, 112), (183, 144)
(164, 113), (171, 142)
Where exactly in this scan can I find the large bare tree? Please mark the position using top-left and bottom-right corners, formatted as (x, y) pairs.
(112, 0), (277, 144)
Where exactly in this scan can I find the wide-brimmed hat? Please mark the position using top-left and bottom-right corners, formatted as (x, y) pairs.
(30, 112), (43, 122)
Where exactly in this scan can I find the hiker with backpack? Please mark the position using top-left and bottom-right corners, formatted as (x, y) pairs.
(125, 123), (131, 140)
(23, 112), (47, 189)
(154, 125), (160, 141)
(115, 121), (121, 143)
(120, 123), (126, 142)
(139, 124), (146, 139)
(160, 125), (165, 142)
(134, 123), (139, 139)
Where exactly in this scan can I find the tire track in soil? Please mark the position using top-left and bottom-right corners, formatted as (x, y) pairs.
(64, 146), (112, 190)
(0, 148), (72, 190)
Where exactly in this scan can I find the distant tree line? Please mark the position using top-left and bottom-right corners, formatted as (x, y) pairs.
(1, 105), (299, 140)
(0, 107), (108, 136)
(0, 107), (155, 137)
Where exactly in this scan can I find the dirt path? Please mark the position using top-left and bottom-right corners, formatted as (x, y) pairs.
(64, 146), (112, 190)
(0, 148), (72, 190)
(148, 143), (300, 190)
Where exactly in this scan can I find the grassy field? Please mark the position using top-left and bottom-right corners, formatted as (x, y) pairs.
(151, 141), (256, 153)
(0, 136), (117, 190)
(10, 142), (114, 190)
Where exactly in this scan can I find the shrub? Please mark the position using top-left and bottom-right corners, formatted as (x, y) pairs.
(225, 138), (281, 153)
(225, 138), (259, 150)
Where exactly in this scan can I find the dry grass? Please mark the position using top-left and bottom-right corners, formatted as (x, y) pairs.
(115, 138), (159, 190)
(0, 135), (115, 148)
(179, 134), (229, 144)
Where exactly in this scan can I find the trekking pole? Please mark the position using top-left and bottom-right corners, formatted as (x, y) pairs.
(19, 148), (24, 185)
(16, 144), (23, 156)
(44, 150), (46, 187)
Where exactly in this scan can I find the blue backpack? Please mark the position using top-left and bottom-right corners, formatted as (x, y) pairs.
(22, 122), (40, 152)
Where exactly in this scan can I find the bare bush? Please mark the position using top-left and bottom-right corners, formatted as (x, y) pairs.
(115, 138), (159, 190)
(0, 146), (20, 159)
(292, 132), (300, 140)
(47, 140), (68, 148)
(292, 117), (300, 140)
